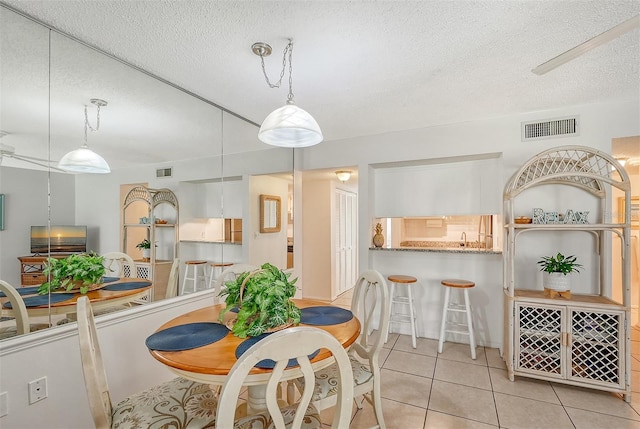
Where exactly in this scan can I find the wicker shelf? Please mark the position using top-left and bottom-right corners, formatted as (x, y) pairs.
(503, 145), (632, 401)
(122, 186), (179, 301)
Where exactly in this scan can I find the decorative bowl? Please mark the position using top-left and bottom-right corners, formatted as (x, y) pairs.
(515, 216), (532, 224)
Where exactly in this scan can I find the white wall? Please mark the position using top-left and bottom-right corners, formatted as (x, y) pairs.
(296, 99), (640, 347)
(248, 175), (289, 269)
(0, 290), (216, 428)
(301, 179), (333, 300)
(374, 156), (502, 217)
(0, 167), (75, 286)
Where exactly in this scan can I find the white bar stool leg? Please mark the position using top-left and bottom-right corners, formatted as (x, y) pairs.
(207, 266), (215, 290)
(464, 288), (477, 359)
(438, 286), (451, 354)
(407, 284), (417, 348)
(181, 264), (192, 295)
(384, 281), (396, 343)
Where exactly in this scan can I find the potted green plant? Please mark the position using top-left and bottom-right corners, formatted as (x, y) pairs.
(136, 239), (153, 259)
(537, 252), (582, 292)
(38, 252), (106, 295)
(218, 262), (300, 338)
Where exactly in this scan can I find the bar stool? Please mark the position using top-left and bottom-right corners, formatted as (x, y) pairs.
(438, 279), (477, 359)
(385, 275), (419, 348)
(181, 260), (208, 294)
(207, 262), (234, 289)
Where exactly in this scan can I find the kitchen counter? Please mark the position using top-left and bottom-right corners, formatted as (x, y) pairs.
(180, 240), (242, 245)
(369, 246), (501, 255)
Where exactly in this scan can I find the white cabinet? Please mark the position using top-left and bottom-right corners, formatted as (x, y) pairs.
(122, 186), (179, 301)
(503, 146), (632, 401)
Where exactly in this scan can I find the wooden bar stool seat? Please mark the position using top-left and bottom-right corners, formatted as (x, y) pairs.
(207, 262), (234, 289)
(385, 274), (419, 348)
(181, 260), (208, 295)
(438, 278), (477, 359)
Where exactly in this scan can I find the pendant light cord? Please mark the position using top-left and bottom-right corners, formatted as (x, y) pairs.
(258, 40), (295, 104)
(83, 103), (102, 147)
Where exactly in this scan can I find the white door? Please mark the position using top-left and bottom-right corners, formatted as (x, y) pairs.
(335, 189), (358, 296)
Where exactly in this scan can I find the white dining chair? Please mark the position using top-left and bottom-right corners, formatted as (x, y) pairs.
(293, 270), (390, 429)
(0, 280), (49, 339)
(164, 258), (181, 299)
(212, 263), (258, 304)
(75, 296), (218, 429)
(101, 251), (137, 278)
(217, 326), (354, 429)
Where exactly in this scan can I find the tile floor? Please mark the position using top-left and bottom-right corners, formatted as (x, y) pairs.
(326, 289), (640, 429)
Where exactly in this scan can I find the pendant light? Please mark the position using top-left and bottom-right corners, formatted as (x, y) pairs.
(252, 40), (323, 148)
(58, 99), (111, 173)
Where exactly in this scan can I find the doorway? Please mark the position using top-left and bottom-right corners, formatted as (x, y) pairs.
(300, 168), (358, 301)
(335, 188), (358, 296)
(611, 136), (639, 325)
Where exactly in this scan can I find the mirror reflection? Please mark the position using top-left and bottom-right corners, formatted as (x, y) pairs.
(0, 5), (293, 340)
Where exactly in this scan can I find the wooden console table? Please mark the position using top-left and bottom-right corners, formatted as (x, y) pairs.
(17, 255), (71, 286)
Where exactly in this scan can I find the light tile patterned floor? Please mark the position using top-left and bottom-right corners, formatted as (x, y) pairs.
(328, 289), (640, 429)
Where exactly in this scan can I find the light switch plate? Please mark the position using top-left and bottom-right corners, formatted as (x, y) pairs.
(28, 377), (47, 404)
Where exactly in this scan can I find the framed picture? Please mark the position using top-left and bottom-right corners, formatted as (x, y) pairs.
(0, 194), (4, 230)
(618, 196), (639, 226)
(259, 194), (281, 233)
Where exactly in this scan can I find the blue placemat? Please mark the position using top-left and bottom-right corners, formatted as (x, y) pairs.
(235, 333), (320, 369)
(3, 293), (75, 309)
(103, 281), (152, 291)
(146, 322), (229, 351)
(0, 286), (40, 297)
(101, 276), (120, 283)
(300, 306), (353, 325)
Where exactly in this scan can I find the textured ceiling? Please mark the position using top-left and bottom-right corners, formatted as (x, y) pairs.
(1, 0), (639, 169)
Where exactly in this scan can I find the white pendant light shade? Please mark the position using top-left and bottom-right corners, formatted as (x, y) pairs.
(258, 103), (323, 148)
(58, 146), (111, 173)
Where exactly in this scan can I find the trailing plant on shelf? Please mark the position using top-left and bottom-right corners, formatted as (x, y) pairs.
(38, 252), (106, 295)
(537, 252), (582, 275)
(218, 262), (300, 338)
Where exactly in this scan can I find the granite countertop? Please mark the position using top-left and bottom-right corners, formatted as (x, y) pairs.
(180, 240), (242, 245)
(369, 246), (502, 254)
(370, 240), (502, 254)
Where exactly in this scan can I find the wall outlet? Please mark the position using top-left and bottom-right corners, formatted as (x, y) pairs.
(28, 377), (47, 404)
(0, 392), (7, 417)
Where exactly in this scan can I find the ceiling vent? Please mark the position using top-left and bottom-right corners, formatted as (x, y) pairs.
(521, 116), (578, 142)
(156, 167), (172, 178)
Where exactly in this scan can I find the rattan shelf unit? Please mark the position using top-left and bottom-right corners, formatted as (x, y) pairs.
(503, 146), (632, 401)
(122, 186), (179, 301)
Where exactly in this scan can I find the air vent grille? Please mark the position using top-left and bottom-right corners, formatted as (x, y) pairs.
(522, 117), (578, 141)
(156, 167), (172, 178)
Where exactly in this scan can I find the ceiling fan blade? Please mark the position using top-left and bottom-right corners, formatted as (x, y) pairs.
(532, 14), (640, 75)
(7, 154), (66, 173)
(11, 153), (53, 163)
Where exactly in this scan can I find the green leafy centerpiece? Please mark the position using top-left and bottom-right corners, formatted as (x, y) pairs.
(38, 253), (106, 295)
(218, 263), (300, 338)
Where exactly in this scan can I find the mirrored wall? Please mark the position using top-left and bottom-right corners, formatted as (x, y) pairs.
(0, 5), (294, 339)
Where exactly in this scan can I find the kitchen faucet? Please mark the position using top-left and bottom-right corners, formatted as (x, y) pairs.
(460, 232), (467, 247)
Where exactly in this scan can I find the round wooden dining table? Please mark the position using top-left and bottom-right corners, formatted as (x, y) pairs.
(0, 278), (152, 318)
(147, 299), (361, 414)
